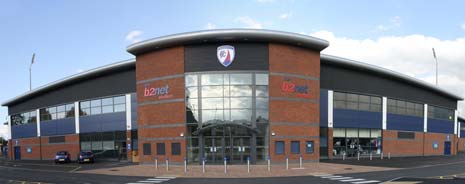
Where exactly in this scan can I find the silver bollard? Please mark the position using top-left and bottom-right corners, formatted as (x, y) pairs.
(357, 152), (360, 161)
(286, 156), (289, 170)
(267, 157), (271, 172)
(381, 152), (384, 160)
(155, 157), (158, 170)
(247, 156), (250, 173)
(370, 153), (372, 160)
(184, 157), (187, 173)
(224, 157), (227, 174)
(343, 152), (345, 160)
(299, 155), (303, 169)
(202, 158), (206, 173)
(166, 158), (169, 171)
(388, 152), (391, 159)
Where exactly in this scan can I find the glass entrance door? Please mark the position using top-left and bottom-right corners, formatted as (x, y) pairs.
(232, 137), (251, 164)
(204, 137), (224, 164)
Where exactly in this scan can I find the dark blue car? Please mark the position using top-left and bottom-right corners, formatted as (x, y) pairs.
(77, 151), (94, 164)
(54, 151), (71, 164)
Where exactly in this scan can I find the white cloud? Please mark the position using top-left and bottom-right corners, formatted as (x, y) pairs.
(205, 22), (216, 30)
(125, 30), (143, 44)
(235, 16), (263, 29)
(0, 125), (9, 139)
(279, 12), (293, 19)
(374, 16), (402, 31)
(391, 16), (402, 27)
(461, 23), (465, 30)
(309, 30), (465, 115)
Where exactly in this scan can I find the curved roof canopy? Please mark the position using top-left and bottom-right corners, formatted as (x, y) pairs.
(321, 54), (463, 100)
(127, 29), (330, 55)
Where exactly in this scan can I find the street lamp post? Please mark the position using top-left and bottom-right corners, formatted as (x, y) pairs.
(432, 48), (438, 86)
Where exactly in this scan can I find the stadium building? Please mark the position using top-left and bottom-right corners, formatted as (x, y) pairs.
(2, 29), (464, 164)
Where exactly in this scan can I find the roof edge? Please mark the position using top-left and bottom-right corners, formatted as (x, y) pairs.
(2, 58), (136, 106)
(127, 29), (329, 55)
(321, 54), (464, 101)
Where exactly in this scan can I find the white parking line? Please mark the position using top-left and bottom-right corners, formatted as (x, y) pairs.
(329, 177), (353, 180)
(147, 178), (170, 181)
(352, 180), (380, 184)
(156, 176), (176, 179)
(340, 178), (366, 182)
(321, 175), (344, 178)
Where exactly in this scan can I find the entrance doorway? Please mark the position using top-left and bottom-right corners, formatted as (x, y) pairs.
(444, 141), (451, 155)
(14, 146), (21, 160)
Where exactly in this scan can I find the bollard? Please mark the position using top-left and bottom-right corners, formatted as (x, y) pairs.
(343, 152), (345, 160)
(247, 156), (250, 173)
(299, 154), (303, 169)
(357, 152), (360, 161)
(388, 152), (391, 159)
(267, 156), (271, 172)
(370, 153), (372, 160)
(184, 157), (187, 173)
(166, 157), (169, 171)
(224, 157), (227, 174)
(202, 157), (206, 173)
(285, 155), (289, 170)
(381, 152), (384, 160)
(155, 157), (158, 170)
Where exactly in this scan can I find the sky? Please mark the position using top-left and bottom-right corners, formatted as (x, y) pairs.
(1, 0), (465, 139)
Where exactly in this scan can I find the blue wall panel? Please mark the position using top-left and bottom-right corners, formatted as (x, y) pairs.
(461, 122), (465, 137)
(387, 114), (423, 132)
(320, 89), (328, 127)
(333, 109), (382, 129)
(40, 118), (75, 136)
(131, 94), (137, 130)
(12, 123), (37, 139)
(80, 112), (126, 133)
(427, 118), (454, 134)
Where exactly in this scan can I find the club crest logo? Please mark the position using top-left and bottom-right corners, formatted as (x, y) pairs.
(217, 45), (235, 67)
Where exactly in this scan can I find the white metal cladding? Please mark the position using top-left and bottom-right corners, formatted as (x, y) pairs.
(455, 110), (458, 135)
(126, 94), (132, 130)
(424, 104), (428, 133)
(7, 115), (11, 139)
(36, 109), (40, 137)
(382, 97), (387, 130)
(74, 101), (80, 134)
(328, 90), (333, 128)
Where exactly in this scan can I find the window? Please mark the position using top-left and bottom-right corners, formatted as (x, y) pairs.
(275, 141), (284, 155)
(397, 132), (415, 139)
(11, 110), (36, 126)
(428, 105), (454, 121)
(40, 103), (74, 121)
(333, 92), (381, 112)
(49, 136), (65, 143)
(306, 141), (314, 154)
(171, 143), (181, 155)
(143, 143), (152, 155)
(157, 143), (165, 155)
(291, 141), (300, 154)
(387, 99), (423, 117)
(80, 95), (126, 116)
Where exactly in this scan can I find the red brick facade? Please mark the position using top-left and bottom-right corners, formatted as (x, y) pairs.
(8, 134), (79, 160)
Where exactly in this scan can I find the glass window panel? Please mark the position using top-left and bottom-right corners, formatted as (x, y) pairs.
(256, 98), (269, 109)
(57, 112), (66, 119)
(359, 95), (370, 103)
(102, 106), (113, 113)
(359, 129), (370, 138)
(91, 107), (102, 115)
(406, 102), (415, 109)
(275, 141), (284, 155)
(230, 74), (252, 85)
(346, 128), (358, 137)
(291, 141), (300, 154)
(80, 101), (90, 108)
(114, 96), (126, 104)
(57, 105), (66, 112)
(66, 104), (74, 111)
(201, 86), (224, 97)
(398, 107), (406, 115)
(334, 101), (346, 109)
(371, 129), (381, 138)
(91, 141), (103, 150)
(256, 86), (269, 97)
(81, 142), (91, 151)
(48, 107), (57, 113)
(255, 74), (268, 85)
(387, 99), (396, 106)
(371, 97), (382, 104)
(415, 104), (424, 111)
(202, 110), (224, 123)
(223, 74), (230, 85)
(114, 104), (126, 112)
(81, 108), (91, 116)
(202, 98), (224, 109)
(333, 128), (345, 137)
(185, 75), (198, 87)
(224, 109), (231, 121)
(230, 97), (252, 109)
(370, 104), (382, 112)
(50, 113), (57, 120)
(186, 87), (198, 98)
(347, 94), (358, 102)
(406, 108), (415, 116)
(347, 102), (358, 110)
(91, 99), (101, 107)
(102, 141), (115, 150)
(230, 85), (252, 96)
(186, 98), (198, 111)
(359, 103), (370, 111)
(231, 110), (252, 122)
(201, 74), (223, 85)
(334, 92), (346, 100)
(256, 109), (269, 123)
(102, 98), (113, 106)
(397, 100), (406, 108)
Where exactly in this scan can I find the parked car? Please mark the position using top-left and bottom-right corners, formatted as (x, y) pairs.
(54, 151), (71, 164)
(77, 151), (94, 164)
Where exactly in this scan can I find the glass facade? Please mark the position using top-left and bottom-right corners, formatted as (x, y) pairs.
(40, 103), (75, 121)
(79, 131), (127, 160)
(333, 128), (382, 157)
(334, 92), (382, 112)
(11, 110), (36, 126)
(185, 72), (269, 164)
(428, 105), (454, 121)
(80, 95), (126, 116)
(387, 99), (423, 117)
